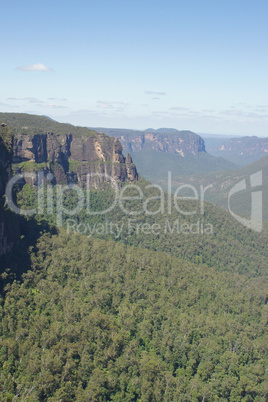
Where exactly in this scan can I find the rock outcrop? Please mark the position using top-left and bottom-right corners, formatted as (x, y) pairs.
(12, 132), (138, 187)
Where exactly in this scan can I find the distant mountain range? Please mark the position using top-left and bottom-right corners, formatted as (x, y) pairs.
(91, 127), (206, 156)
(92, 127), (238, 177)
(204, 135), (268, 165)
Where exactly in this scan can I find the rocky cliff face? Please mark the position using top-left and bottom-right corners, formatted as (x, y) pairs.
(92, 128), (206, 156)
(12, 132), (138, 187)
(0, 124), (19, 256)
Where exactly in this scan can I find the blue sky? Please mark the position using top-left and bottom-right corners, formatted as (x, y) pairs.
(1, 0), (268, 136)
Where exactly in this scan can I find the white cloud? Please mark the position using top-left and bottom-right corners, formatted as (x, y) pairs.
(17, 63), (54, 72)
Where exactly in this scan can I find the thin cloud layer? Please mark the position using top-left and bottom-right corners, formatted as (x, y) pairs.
(5, 96), (68, 110)
(144, 91), (166, 96)
(17, 63), (54, 72)
(97, 101), (129, 112)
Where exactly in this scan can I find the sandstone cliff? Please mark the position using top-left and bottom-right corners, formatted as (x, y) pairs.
(1, 114), (138, 187)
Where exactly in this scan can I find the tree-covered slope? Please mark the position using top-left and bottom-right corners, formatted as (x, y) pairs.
(0, 231), (267, 401)
(130, 150), (237, 181)
(15, 179), (268, 279)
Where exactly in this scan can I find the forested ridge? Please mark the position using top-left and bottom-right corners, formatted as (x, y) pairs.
(0, 113), (97, 138)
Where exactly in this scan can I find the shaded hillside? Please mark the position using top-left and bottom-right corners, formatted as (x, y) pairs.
(0, 123), (19, 256)
(166, 156), (268, 223)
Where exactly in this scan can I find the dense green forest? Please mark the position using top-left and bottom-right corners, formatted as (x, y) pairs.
(1, 231), (267, 400)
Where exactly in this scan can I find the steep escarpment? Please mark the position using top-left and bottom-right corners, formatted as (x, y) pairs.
(92, 127), (206, 156)
(0, 113), (138, 187)
(0, 124), (19, 256)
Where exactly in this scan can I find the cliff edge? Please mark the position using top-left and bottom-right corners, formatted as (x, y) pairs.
(0, 113), (138, 187)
